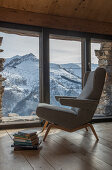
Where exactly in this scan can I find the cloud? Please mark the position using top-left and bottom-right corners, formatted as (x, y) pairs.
(0, 32), (100, 64)
(0, 32), (39, 58)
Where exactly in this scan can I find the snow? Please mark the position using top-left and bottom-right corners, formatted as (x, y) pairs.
(2, 53), (98, 116)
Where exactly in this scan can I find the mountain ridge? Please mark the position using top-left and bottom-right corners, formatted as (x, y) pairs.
(2, 53), (97, 116)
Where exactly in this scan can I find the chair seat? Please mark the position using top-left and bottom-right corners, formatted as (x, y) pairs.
(36, 103), (78, 129)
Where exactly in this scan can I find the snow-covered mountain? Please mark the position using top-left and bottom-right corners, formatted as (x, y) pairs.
(2, 53), (97, 116)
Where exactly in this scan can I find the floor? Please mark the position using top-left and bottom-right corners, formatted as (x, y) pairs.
(0, 122), (112, 170)
(2, 115), (39, 123)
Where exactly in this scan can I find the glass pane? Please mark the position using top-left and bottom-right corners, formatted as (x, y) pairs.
(0, 31), (39, 123)
(50, 38), (82, 106)
(91, 43), (100, 71)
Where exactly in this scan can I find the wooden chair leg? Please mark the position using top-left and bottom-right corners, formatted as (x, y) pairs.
(42, 121), (48, 132)
(88, 123), (99, 140)
(43, 124), (53, 141)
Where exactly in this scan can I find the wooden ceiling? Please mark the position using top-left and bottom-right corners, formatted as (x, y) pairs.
(0, 0), (112, 35)
(0, 0), (112, 23)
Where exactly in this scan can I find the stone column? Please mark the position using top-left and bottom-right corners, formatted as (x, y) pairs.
(95, 42), (112, 116)
(0, 38), (6, 122)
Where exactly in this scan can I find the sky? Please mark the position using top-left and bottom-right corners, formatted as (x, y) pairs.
(0, 31), (100, 64)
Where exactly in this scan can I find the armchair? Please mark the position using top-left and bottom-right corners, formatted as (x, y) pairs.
(36, 67), (106, 141)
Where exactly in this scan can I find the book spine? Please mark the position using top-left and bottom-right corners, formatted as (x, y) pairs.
(13, 135), (29, 139)
(18, 132), (37, 137)
(14, 136), (39, 141)
(14, 139), (32, 143)
(14, 134), (37, 139)
(14, 142), (33, 146)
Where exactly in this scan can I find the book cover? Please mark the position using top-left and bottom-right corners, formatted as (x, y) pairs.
(13, 133), (38, 139)
(18, 130), (37, 136)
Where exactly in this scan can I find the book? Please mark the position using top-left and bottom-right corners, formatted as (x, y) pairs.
(14, 142), (33, 146)
(13, 133), (38, 140)
(11, 140), (42, 151)
(18, 130), (37, 136)
(11, 144), (40, 151)
(13, 137), (39, 143)
(14, 139), (39, 146)
(12, 129), (41, 150)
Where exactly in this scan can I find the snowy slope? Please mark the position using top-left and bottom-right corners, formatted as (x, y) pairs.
(2, 53), (97, 116)
(2, 53), (39, 116)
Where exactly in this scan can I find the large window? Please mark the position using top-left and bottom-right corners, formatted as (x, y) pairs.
(0, 31), (39, 123)
(0, 24), (111, 126)
(50, 36), (82, 106)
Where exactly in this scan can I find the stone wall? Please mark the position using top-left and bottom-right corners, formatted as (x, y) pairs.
(0, 37), (6, 122)
(95, 42), (112, 116)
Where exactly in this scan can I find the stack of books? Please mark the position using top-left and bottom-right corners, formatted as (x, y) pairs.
(12, 130), (41, 150)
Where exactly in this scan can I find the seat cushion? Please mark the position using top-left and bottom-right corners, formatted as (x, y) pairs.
(36, 103), (78, 129)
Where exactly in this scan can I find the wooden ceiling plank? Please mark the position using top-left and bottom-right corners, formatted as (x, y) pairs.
(0, 7), (112, 36)
(0, 0), (112, 23)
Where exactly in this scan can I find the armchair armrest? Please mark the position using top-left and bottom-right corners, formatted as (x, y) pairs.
(55, 95), (77, 102)
(59, 98), (98, 109)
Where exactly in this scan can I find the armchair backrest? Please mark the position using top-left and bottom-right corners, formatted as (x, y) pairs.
(75, 67), (106, 126)
(78, 67), (106, 101)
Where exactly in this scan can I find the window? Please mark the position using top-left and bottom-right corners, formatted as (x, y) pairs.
(50, 36), (82, 106)
(0, 30), (39, 123)
(91, 41), (100, 71)
(0, 24), (111, 125)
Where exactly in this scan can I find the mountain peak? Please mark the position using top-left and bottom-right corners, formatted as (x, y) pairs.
(4, 53), (38, 68)
(24, 53), (35, 58)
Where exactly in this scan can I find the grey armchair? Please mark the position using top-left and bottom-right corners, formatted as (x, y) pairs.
(36, 67), (106, 141)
